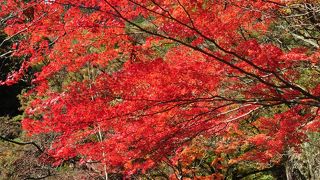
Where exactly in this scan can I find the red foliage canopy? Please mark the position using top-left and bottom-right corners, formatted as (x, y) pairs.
(1, 0), (319, 175)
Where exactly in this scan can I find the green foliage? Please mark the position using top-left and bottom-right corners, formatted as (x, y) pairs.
(289, 132), (320, 180)
(241, 173), (275, 180)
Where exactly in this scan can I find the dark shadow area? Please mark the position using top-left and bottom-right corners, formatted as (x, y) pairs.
(0, 84), (24, 117)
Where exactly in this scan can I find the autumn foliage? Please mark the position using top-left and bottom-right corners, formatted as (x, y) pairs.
(1, 0), (319, 178)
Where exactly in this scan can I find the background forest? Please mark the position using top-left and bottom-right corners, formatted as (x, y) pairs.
(0, 0), (320, 179)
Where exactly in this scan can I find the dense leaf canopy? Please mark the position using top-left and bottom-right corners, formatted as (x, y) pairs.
(0, 0), (319, 178)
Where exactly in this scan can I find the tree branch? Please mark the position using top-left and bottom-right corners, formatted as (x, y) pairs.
(0, 135), (43, 153)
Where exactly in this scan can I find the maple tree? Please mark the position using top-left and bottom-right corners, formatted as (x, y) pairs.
(1, 0), (320, 178)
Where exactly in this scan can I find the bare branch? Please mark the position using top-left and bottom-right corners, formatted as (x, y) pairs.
(0, 135), (43, 153)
